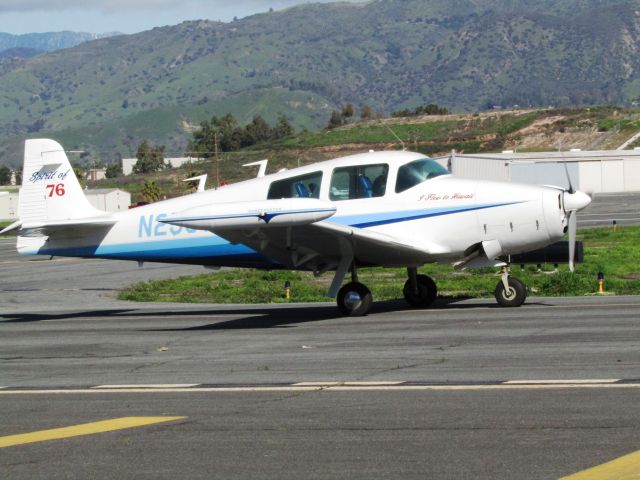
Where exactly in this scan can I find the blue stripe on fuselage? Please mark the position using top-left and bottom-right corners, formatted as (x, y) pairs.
(330, 202), (523, 228)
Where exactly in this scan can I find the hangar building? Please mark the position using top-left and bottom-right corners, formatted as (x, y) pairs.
(445, 149), (640, 193)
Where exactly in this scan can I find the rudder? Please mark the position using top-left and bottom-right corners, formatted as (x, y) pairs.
(19, 139), (104, 225)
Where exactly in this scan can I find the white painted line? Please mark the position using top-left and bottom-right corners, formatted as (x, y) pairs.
(293, 381), (405, 386)
(91, 384), (200, 389)
(503, 379), (620, 385)
(3, 384), (640, 395)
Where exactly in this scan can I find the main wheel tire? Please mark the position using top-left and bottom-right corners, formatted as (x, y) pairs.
(403, 274), (437, 308)
(337, 282), (373, 316)
(494, 277), (527, 307)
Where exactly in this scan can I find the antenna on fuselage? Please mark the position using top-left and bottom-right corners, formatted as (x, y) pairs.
(243, 159), (268, 178)
(384, 123), (405, 151)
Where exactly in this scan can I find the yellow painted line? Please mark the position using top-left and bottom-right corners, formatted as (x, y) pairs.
(560, 449), (640, 479)
(0, 416), (185, 448)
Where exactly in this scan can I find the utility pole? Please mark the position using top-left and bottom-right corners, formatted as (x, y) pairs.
(214, 131), (220, 188)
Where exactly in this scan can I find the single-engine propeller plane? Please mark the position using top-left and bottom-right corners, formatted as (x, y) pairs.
(2, 139), (591, 316)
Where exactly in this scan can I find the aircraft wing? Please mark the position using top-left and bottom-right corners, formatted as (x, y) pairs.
(162, 199), (449, 269)
(215, 221), (449, 270)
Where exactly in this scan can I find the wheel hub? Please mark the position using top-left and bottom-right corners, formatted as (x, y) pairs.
(343, 290), (363, 311)
(503, 287), (516, 300)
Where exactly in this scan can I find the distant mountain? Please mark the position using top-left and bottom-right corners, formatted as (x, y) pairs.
(0, 47), (41, 59)
(0, 0), (639, 165)
(0, 31), (121, 54)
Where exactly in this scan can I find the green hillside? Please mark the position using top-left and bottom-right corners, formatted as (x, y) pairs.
(89, 106), (640, 203)
(1, 0), (640, 165)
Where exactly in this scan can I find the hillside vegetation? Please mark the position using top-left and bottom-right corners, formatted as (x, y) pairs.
(1, 0), (640, 165)
(91, 106), (640, 203)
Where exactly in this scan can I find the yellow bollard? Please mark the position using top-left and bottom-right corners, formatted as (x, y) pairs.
(284, 281), (291, 300)
(597, 272), (605, 294)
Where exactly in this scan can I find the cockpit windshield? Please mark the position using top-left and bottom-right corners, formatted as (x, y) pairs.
(395, 157), (449, 193)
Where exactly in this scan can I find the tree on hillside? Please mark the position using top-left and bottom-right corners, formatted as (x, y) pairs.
(360, 105), (374, 121)
(327, 110), (344, 129)
(392, 103), (449, 118)
(73, 165), (86, 188)
(105, 162), (123, 178)
(243, 115), (272, 146)
(327, 103), (358, 129)
(133, 140), (165, 174)
(188, 113), (295, 156)
(141, 180), (161, 202)
(273, 114), (294, 139)
(0, 165), (11, 185)
(342, 103), (354, 119)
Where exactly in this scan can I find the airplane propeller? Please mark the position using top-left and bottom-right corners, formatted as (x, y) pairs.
(560, 162), (591, 271)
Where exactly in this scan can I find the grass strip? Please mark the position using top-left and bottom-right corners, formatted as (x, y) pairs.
(118, 226), (640, 303)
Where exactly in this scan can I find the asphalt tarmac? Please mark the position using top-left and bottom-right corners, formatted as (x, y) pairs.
(1, 238), (640, 479)
(577, 191), (640, 227)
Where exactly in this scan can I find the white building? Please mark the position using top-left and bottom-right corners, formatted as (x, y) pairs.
(85, 188), (131, 212)
(122, 157), (196, 176)
(1, 188), (131, 220)
(0, 191), (18, 220)
(86, 168), (107, 181)
(444, 149), (640, 193)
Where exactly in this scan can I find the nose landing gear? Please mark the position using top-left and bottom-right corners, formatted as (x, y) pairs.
(494, 266), (527, 307)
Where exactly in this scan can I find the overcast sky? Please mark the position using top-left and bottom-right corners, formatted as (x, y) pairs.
(0, 0), (360, 35)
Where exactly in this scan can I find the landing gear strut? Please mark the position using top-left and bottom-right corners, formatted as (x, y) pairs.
(403, 267), (437, 308)
(494, 266), (527, 307)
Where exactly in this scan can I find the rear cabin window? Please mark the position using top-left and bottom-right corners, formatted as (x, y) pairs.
(330, 164), (389, 201)
(395, 158), (449, 193)
(267, 172), (323, 199)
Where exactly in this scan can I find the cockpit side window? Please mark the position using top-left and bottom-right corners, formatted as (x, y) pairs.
(395, 158), (449, 193)
(329, 164), (389, 201)
(267, 171), (323, 199)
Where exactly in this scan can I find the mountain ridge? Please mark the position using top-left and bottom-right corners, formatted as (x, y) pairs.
(0, 0), (639, 164)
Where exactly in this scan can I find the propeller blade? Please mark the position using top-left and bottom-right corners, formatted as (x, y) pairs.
(568, 210), (577, 272)
(563, 162), (575, 194)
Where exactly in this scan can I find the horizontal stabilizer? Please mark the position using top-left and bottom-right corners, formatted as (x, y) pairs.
(19, 215), (117, 236)
(0, 220), (22, 235)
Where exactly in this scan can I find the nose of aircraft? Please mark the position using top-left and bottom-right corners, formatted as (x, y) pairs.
(563, 190), (591, 212)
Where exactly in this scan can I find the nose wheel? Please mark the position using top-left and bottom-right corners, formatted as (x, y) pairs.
(337, 282), (373, 316)
(494, 275), (527, 307)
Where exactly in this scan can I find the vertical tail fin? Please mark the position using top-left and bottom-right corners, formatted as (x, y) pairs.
(19, 139), (104, 225)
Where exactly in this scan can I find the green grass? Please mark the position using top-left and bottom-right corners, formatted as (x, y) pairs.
(118, 226), (640, 304)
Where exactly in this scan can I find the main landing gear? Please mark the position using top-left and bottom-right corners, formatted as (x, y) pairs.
(403, 267), (437, 308)
(333, 264), (526, 316)
(335, 265), (438, 316)
(494, 266), (527, 307)
(336, 263), (373, 316)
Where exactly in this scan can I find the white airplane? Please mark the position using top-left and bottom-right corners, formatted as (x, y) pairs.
(2, 139), (591, 316)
